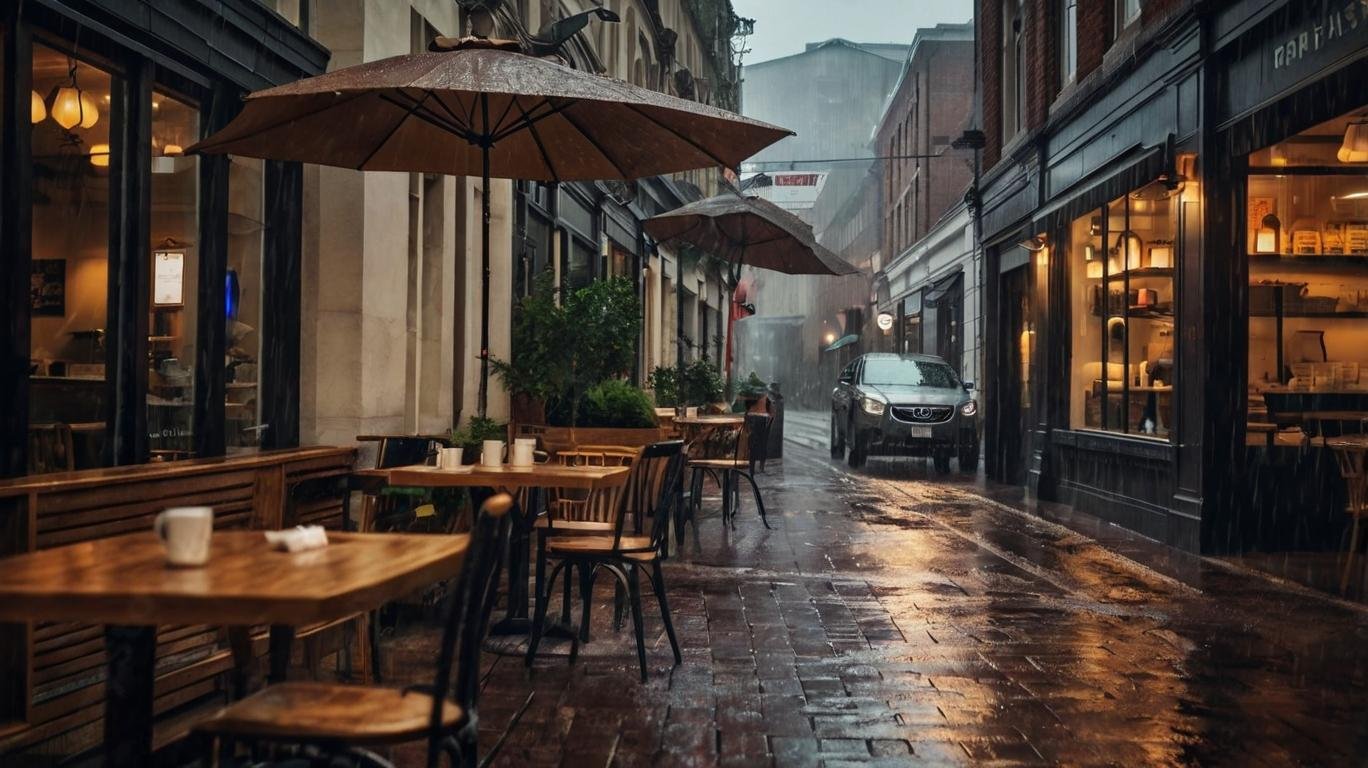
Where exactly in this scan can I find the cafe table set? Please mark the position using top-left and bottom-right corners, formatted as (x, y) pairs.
(0, 438), (628, 767)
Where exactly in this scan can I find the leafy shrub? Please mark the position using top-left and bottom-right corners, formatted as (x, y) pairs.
(649, 359), (724, 407)
(449, 417), (506, 452)
(578, 380), (658, 428)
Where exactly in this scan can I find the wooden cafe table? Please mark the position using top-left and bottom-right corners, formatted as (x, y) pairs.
(387, 463), (631, 634)
(0, 530), (468, 767)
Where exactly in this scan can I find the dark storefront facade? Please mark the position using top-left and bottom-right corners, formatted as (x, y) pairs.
(983, 1), (1368, 570)
(1, 1), (327, 479)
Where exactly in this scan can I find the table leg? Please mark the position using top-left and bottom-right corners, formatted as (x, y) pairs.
(226, 626), (254, 699)
(103, 625), (156, 768)
(489, 486), (538, 635)
(268, 625), (295, 684)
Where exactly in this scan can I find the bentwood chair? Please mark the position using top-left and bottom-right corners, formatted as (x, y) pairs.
(526, 441), (685, 681)
(687, 413), (774, 530)
(194, 494), (513, 768)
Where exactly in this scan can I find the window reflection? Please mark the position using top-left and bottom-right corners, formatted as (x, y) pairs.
(227, 157), (265, 453)
(28, 44), (115, 472)
(148, 92), (199, 460)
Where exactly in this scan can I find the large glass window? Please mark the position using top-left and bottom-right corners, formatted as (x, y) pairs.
(227, 157), (265, 453)
(147, 91), (199, 460)
(1069, 180), (1178, 437)
(1246, 111), (1368, 424)
(1058, 0), (1077, 88)
(28, 44), (116, 472)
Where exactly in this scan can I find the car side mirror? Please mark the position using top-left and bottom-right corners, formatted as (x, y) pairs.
(962, 381), (974, 392)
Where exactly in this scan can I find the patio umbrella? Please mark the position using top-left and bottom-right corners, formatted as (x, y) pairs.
(188, 37), (791, 417)
(642, 193), (860, 378)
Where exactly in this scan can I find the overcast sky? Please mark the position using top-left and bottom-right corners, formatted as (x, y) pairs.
(732, 0), (974, 66)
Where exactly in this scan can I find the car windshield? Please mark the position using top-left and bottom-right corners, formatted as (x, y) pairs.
(862, 359), (960, 388)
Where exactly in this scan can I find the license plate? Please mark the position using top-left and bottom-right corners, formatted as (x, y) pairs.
(908, 426), (932, 439)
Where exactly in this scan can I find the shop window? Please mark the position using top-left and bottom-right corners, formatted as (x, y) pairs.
(29, 44), (116, 472)
(1058, 0), (1077, 88)
(1069, 180), (1178, 437)
(1001, 0), (1025, 143)
(1113, 0), (1141, 40)
(1246, 111), (1368, 426)
(147, 92), (199, 461)
(566, 232), (594, 290)
(226, 157), (265, 453)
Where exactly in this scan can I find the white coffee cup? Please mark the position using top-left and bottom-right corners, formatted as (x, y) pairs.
(481, 439), (506, 468)
(154, 507), (214, 567)
(510, 441), (535, 467)
(439, 447), (463, 469)
(685, 406), (699, 418)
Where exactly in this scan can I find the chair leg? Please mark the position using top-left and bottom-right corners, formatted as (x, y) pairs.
(1343, 516), (1362, 594)
(626, 565), (648, 682)
(577, 562), (595, 646)
(740, 471), (772, 529)
(527, 560), (567, 667)
(613, 578), (626, 632)
(559, 542), (573, 626)
(368, 610), (384, 683)
(650, 560), (682, 666)
(721, 471), (732, 529)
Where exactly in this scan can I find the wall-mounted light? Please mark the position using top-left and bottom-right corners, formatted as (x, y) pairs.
(1338, 117), (1368, 163)
(1018, 235), (1046, 252)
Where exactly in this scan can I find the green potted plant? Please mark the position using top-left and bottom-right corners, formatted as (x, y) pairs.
(735, 370), (768, 412)
(448, 417), (506, 464)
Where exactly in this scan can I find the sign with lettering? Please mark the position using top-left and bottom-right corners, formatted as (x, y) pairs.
(153, 250), (185, 306)
(773, 173), (819, 187)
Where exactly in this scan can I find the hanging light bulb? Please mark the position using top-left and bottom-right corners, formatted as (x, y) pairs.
(162, 144), (184, 156)
(88, 143), (110, 168)
(30, 90), (45, 123)
(78, 91), (99, 129)
(50, 86), (83, 130)
(1339, 118), (1368, 163)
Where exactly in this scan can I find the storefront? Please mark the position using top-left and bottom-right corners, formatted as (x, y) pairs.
(1202, 1), (1368, 581)
(1, 1), (327, 477)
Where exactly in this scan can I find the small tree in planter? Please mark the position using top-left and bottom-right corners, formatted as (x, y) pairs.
(735, 371), (768, 412)
(649, 359), (725, 410)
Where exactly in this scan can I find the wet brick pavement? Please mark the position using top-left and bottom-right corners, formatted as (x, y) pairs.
(380, 431), (1368, 767)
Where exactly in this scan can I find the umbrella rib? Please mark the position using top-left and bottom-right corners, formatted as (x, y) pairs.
(356, 91), (432, 170)
(559, 108), (631, 180)
(488, 95), (520, 139)
(513, 99), (561, 184)
(623, 103), (732, 169)
(490, 98), (576, 144)
(190, 91), (373, 154)
(430, 93), (474, 134)
(378, 93), (477, 142)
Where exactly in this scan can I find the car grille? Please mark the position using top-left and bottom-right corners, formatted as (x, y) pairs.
(890, 405), (954, 424)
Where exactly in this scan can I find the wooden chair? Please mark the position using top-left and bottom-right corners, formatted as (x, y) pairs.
(1332, 441), (1368, 594)
(686, 413), (774, 531)
(195, 494), (513, 768)
(526, 441), (685, 681)
(27, 422), (74, 474)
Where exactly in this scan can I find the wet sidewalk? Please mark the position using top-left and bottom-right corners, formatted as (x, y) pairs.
(383, 429), (1368, 767)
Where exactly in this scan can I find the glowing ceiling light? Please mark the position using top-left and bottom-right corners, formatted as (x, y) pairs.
(88, 143), (110, 168)
(1339, 118), (1368, 163)
(30, 90), (45, 123)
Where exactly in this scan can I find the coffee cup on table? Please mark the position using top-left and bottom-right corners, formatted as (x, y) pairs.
(154, 507), (214, 567)
(439, 447), (463, 469)
(510, 441), (535, 468)
(480, 440), (506, 468)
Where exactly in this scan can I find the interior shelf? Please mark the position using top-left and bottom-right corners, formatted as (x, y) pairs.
(1105, 267), (1174, 282)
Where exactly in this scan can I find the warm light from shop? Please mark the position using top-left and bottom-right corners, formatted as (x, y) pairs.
(30, 90), (45, 123)
(1254, 214), (1280, 253)
(163, 144), (184, 157)
(50, 86), (98, 130)
(824, 332), (836, 345)
(1086, 260), (1103, 279)
(1338, 118), (1368, 163)
(88, 143), (110, 168)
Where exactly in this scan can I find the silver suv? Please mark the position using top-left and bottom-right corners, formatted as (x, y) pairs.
(830, 353), (979, 474)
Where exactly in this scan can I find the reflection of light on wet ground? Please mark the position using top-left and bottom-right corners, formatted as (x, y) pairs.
(368, 440), (1368, 767)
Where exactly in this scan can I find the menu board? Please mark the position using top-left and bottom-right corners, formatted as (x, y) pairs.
(153, 250), (184, 306)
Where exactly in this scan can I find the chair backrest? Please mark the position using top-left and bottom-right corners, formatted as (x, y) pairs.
(374, 436), (439, 469)
(427, 493), (512, 767)
(741, 413), (773, 470)
(611, 440), (685, 553)
(28, 423), (74, 474)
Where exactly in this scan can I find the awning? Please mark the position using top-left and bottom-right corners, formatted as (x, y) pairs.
(1030, 145), (1165, 234)
(824, 334), (860, 352)
(923, 271), (963, 308)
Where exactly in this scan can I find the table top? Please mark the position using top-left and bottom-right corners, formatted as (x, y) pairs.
(673, 414), (745, 426)
(1325, 434), (1368, 451)
(388, 463), (630, 490)
(0, 531), (467, 626)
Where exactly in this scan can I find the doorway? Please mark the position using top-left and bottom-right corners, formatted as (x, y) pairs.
(997, 265), (1033, 485)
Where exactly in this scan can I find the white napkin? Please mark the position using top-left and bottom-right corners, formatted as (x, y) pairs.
(264, 525), (329, 552)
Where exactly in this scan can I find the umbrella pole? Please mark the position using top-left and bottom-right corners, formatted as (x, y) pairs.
(477, 101), (492, 420)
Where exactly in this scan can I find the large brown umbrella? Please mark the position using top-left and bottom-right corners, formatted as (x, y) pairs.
(188, 38), (791, 417)
(643, 193), (860, 375)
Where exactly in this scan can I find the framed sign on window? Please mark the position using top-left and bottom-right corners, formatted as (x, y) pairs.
(153, 250), (185, 306)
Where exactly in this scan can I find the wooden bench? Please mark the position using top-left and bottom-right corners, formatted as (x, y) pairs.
(0, 446), (356, 760)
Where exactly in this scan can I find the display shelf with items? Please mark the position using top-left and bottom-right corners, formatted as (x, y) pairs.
(1069, 180), (1179, 438)
(1246, 112), (1368, 403)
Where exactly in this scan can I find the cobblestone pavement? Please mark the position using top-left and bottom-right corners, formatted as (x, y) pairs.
(382, 423), (1368, 767)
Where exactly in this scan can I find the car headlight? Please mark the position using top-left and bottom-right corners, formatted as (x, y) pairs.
(861, 397), (886, 416)
(960, 400), (978, 416)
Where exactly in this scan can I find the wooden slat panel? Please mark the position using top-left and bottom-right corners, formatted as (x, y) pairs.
(38, 497), (254, 544)
(37, 470), (257, 516)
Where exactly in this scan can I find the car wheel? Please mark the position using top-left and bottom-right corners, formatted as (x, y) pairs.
(959, 444), (980, 473)
(933, 451), (952, 475)
(846, 425), (867, 469)
(829, 412), (845, 459)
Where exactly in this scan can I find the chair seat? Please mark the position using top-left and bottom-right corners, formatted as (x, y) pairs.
(688, 458), (749, 470)
(533, 517), (615, 533)
(546, 535), (656, 561)
(194, 682), (463, 745)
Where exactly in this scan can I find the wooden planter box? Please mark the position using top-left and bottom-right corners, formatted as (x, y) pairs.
(513, 424), (667, 453)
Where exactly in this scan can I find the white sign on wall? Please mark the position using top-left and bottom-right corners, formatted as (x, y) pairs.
(153, 250), (185, 306)
(876, 312), (895, 331)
